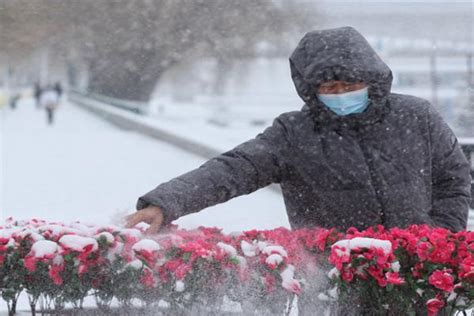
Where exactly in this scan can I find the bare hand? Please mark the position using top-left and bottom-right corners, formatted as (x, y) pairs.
(125, 206), (164, 235)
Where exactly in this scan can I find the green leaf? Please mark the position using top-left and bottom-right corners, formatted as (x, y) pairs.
(229, 257), (240, 265)
(182, 252), (191, 262)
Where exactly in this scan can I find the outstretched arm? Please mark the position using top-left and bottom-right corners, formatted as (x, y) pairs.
(129, 116), (291, 232)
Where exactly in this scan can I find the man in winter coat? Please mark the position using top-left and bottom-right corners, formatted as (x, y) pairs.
(126, 26), (471, 236)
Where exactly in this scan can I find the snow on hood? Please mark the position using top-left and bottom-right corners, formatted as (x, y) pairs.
(289, 26), (393, 111)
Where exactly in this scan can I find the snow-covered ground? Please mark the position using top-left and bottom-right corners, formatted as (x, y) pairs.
(0, 97), (289, 232)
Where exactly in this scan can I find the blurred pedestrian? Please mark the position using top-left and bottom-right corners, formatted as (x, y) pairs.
(9, 93), (20, 110)
(54, 82), (63, 97)
(34, 83), (42, 109)
(39, 86), (60, 125)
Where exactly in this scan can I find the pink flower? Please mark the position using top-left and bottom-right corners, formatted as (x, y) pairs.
(23, 255), (38, 272)
(459, 257), (474, 280)
(174, 263), (192, 280)
(78, 263), (89, 276)
(367, 265), (387, 287)
(282, 278), (302, 295)
(328, 245), (350, 270)
(49, 264), (64, 285)
(140, 268), (156, 288)
(385, 272), (405, 285)
(263, 273), (276, 293)
(426, 295), (445, 316)
(341, 267), (354, 282)
(416, 241), (433, 261)
(429, 269), (454, 292)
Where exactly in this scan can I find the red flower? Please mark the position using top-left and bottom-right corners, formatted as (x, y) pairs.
(459, 257), (474, 280)
(385, 272), (405, 285)
(263, 273), (276, 293)
(429, 269), (454, 292)
(426, 295), (445, 316)
(78, 263), (89, 276)
(23, 256), (38, 272)
(174, 263), (192, 280)
(140, 268), (156, 288)
(341, 267), (354, 282)
(328, 245), (350, 270)
(416, 241), (433, 261)
(367, 265), (387, 287)
(49, 264), (64, 285)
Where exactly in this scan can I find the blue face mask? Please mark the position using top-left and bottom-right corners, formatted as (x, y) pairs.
(317, 87), (370, 116)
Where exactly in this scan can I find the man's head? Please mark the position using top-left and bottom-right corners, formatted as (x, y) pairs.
(289, 26), (393, 113)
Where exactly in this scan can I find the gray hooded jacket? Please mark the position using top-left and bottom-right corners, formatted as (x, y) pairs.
(137, 26), (471, 232)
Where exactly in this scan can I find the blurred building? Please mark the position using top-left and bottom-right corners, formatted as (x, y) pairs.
(154, 1), (473, 136)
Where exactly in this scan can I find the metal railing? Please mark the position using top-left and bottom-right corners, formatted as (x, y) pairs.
(69, 89), (149, 115)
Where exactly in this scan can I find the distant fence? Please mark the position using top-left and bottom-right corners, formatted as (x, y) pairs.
(69, 89), (149, 115)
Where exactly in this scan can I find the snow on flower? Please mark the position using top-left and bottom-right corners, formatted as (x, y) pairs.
(240, 240), (258, 257)
(265, 254), (284, 269)
(132, 239), (161, 253)
(59, 235), (98, 253)
(94, 231), (115, 244)
(14, 229), (44, 242)
(391, 261), (400, 273)
(175, 280), (185, 292)
(126, 259), (144, 270)
(30, 240), (59, 258)
(280, 264), (302, 295)
(39, 224), (82, 239)
(217, 242), (237, 257)
(134, 222), (151, 232)
(257, 241), (268, 251)
(262, 245), (288, 258)
(328, 267), (340, 279)
(120, 228), (143, 242)
(332, 237), (392, 256)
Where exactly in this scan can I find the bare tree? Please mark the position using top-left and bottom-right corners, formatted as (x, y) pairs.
(1, 0), (316, 102)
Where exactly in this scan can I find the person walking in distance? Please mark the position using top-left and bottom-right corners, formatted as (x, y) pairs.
(39, 86), (60, 125)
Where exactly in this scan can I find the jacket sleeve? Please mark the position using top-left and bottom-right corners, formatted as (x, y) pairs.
(136, 116), (290, 224)
(429, 105), (471, 232)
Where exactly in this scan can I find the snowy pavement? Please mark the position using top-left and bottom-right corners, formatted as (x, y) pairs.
(0, 98), (289, 232)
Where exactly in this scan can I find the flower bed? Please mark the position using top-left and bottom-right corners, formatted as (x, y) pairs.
(0, 218), (472, 315)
